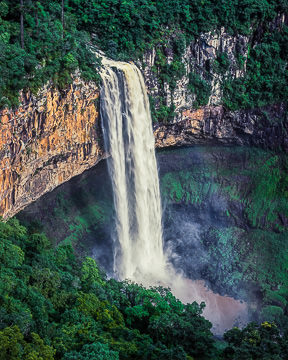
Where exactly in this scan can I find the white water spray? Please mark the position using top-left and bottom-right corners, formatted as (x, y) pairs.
(99, 56), (248, 333)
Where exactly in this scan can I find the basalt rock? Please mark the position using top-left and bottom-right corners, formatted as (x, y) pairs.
(154, 104), (288, 152)
(142, 28), (250, 121)
(0, 82), (287, 220)
(0, 76), (105, 219)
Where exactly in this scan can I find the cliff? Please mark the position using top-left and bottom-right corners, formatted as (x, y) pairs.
(142, 28), (249, 117)
(145, 29), (288, 149)
(0, 30), (287, 219)
(0, 76), (105, 219)
(154, 104), (288, 151)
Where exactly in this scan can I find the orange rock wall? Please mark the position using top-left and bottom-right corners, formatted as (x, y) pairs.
(0, 77), (105, 219)
(0, 76), (285, 220)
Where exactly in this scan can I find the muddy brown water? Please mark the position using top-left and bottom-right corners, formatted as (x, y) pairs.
(173, 278), (248, 334)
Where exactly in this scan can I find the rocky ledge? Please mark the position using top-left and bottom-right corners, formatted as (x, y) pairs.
(154, 104), (288, 152)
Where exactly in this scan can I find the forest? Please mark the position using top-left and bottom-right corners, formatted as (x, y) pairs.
(1, 0), (288, 110)
(1, 218), (288, 359)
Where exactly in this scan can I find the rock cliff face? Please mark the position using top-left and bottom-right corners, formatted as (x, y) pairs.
(143, 29), (287, 150)
(0, 76), (105, 219)
(1, 29), (287, 219)
(154, 104), (288, 151)
(142, 28), (249, 122)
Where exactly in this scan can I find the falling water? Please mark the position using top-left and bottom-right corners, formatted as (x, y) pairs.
(99, 56), (248, 333)
(100, 57), (167, 284)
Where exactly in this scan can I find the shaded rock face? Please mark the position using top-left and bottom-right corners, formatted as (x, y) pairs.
(19, 145), (281, 307)
(154, 103), (288, 151)
(0, 77), (105, 219)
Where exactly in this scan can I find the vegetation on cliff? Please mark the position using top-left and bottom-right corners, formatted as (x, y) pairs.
(1, 0), (288, 114)
(1, 218), (288, 359)
(0, 0), (101, 108)
(160, 147), (288, 328)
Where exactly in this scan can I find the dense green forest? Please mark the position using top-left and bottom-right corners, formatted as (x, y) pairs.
(1, 218), (288, 359)
(1, 0), (288, 112)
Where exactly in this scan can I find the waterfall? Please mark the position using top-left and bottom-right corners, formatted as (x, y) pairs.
(99, 56), (248, 334)
(100, 57), (166, 284)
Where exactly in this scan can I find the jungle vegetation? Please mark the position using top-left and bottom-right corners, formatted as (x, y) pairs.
(1, 0), (288, 114)
(1, 218), (288, 359)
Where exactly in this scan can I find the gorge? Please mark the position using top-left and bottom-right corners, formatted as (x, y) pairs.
(1, 1), (288, 358)
(1, 38), (287, 337)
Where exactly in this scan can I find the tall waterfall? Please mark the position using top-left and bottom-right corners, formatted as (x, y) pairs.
(99, 57), (248, 334)
(100, 57), (166, 283)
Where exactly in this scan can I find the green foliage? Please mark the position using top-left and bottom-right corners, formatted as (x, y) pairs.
(0, 326), (55, 360)
(223, 322), (288, 359)
(223, 27), (288, 110)
(244, 155), (288, 229)
(0, 218), (218, 359)
(160, 59), (186, 91)
(0, 0), (101, 108)
(2, 0), (288, 114)
(63, 342), (119, 360)
(188, 72), (211, 107)
(71, 0), (288, 59)
(218, 152), (288, 230)
(153, 104), (175, 124)
(161, 169), (219, 205)
(81, 257), (104, 288)
(213, 52), (230, 75)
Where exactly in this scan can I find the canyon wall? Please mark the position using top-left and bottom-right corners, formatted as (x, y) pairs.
(142, 28), (249, 118)
(143, 28), (287, 150)
(0, 30), (287, 219)
(0, 76), (105, 219)
(154, 104), (288, 151)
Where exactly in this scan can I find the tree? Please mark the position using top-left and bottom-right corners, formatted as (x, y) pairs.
(61, 0), (65, 38)
(64, 342), (119, 360)
(20, 0), (24, 48)
(0, 326), (55, 360)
